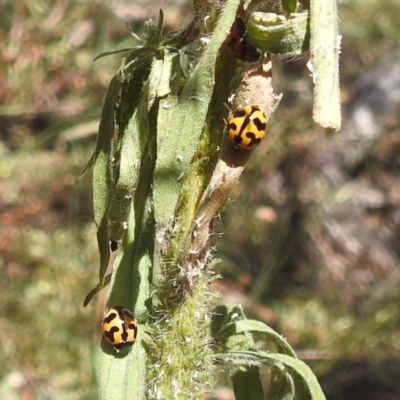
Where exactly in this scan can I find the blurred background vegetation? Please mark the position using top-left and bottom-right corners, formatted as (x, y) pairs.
(1, 0), (399, 399)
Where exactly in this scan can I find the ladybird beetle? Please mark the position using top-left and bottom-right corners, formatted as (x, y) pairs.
(102, 306), (138, 352)
(227, 105), (267, 150)
(225, 18), (260, 62)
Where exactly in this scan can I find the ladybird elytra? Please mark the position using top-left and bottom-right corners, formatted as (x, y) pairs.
(102, 306), (138, 352)
(227, 105), (267, 150)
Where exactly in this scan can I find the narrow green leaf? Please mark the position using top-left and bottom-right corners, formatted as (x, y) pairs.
(93, 75), (121, 284)
(98, 193), (154, 400)
(94, 45), (151, 63)
(99, 332), (147, 400)
(83, 273), (111, 307)
(263, 353), (326, 400)
(215, 351), (326, 400)
(107, 104), (148, 242)
(93, 76), (120, 229)
(147, 50), (176, 109)
(148, 59), (165, 107)
(76, 151), (95, 182)
(158, 49), (176, 98)
(98, 86), (156, 399)
(291, 370), (309, 400)
(220, 319), (297, 358)
(98, 195), (154, 400)
(106, 87), (155, 310)
(94, 48), (137, 61)
(232, 366), (264, 400)
(213, 350), (266, 366)
(309, 0), (341, 130)
(211, 305), (247, 338)
(153, 0), (240, 227)
(154, 9), (164, 44)
(106, 195), (154, 316)
(268, 366), (296, 400)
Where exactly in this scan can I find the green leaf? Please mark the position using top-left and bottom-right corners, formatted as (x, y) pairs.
(282, 0), (298, 16)
(76, 151), (95, 183)
(107, 104), (148, 242)
(147, 49), (176, 108)
(92, 75), (121, 284)
(83, 273), (111, 307)
(98, 201), (153, 400)
(211, 307), (319, 398)
(154, 9), (164, 44)
(309, 0), (341, 130)
(106, 46), (156, 243)
(98, 173), (154, 399)
(98, 332), (147, 400)
(211, 304), (247, 338)
(157, 49), (176, 98)
(104, 87), (155, 315)
(106, 196), (154, 317)
(268, 366), (296, 400)
(153, 0), (241, 227)
(98, 69), (156, 399)
(291, 370), (309, 400)
(232, 366), (264, 400)
(219, 318), (297, 358)
(94, 48), (139, 61)
(235, 319), (297, 358)
(247, 11), (309, 56)
(148, 58), (165, 107)
(213, 350), (265, 366)
(143, 9), (164, 45)
(263, 353), (326, 400)
(215, 351), (326, 400)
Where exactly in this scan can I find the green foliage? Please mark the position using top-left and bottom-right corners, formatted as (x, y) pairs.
(88, 0), (333, 398)
(92, 76), (121, 289)
(3, 0), (400, 399)
(90, 3), (246, 398)
(211, 305), (326, 400)
(247, 11), (309, 56)
(232, 366), (264, 400)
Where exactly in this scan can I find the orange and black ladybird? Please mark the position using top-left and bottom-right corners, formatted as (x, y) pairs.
(102, 306), (138, 352)
(227, 105), (267, 150)
(225, 17), (260, 62)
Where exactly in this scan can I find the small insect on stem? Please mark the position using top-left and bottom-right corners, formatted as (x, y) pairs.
(102, 306), (138, 352)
